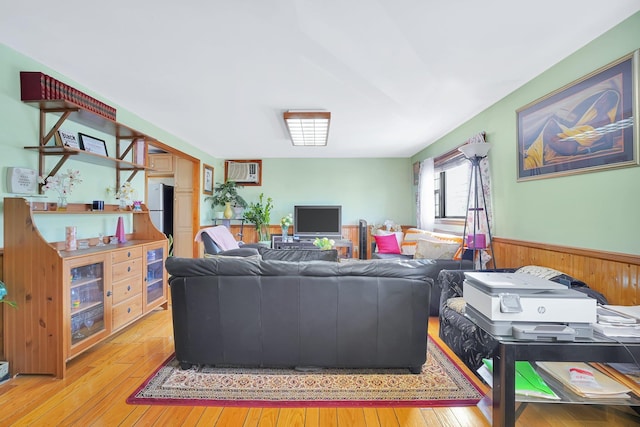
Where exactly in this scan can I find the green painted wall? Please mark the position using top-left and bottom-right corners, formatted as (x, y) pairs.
(412, 12), (640, 256)
(0, 43), (413, 246)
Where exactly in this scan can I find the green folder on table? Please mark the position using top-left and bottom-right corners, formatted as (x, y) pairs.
(483, 359), (560, 400)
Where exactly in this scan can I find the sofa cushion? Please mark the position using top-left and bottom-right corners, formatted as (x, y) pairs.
(414, 238), (459, 260)
(374, 234), (401, 254)
(257, 247), (339, 262)
(205, 247), (261, 258)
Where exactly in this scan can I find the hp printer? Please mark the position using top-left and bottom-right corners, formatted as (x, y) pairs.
(463, 272), (596, 341)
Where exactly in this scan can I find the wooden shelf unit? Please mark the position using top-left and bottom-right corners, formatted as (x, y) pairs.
(2, 197), (169, 379)
(22, 98), (158, 190)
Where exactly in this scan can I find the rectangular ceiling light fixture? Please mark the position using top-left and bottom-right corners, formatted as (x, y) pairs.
(283, 111), (331, 146)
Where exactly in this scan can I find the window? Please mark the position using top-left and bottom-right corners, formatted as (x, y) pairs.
(434, 149), (469, 220)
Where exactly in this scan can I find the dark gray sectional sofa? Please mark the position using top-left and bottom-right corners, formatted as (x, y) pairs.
(165, 256), (435, 373)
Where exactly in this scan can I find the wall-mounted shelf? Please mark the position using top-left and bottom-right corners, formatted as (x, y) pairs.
(22, 97), (158, 191)
(28, 201), (149, 214)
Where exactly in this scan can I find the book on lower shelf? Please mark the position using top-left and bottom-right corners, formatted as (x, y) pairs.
(536, 361), (631, 399)
(479, 359), (559, 400)
(592, 363), (640, 397)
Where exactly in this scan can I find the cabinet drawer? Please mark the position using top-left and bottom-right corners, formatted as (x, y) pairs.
(112, 247), (143, 264)
(111, 258), (143, 283)
(112, 278), (142, 305)
(112, 294), (143, 330)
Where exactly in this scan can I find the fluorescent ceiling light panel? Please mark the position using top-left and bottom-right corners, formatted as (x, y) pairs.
(284, 111), (331, 146)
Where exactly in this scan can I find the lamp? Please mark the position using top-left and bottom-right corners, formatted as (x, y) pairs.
(459, 142), (496, 269)
(284, 111), (331, 146)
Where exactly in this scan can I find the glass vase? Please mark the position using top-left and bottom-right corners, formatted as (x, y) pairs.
(281, 225), (289, 242)
(57, 196), (68, 211)
(258, 224), (270, 244)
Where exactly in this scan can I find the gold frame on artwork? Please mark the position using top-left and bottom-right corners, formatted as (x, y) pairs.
(203, 164), (214, 195)
(516, 50), (639, 181)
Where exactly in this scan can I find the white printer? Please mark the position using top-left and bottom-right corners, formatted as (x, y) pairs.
(463, 272), (596, 340)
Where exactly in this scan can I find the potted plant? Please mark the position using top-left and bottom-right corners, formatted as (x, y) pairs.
(205, 180), (247, 219)
(243, 193), (273, 245)
(0, 280), (17, 308)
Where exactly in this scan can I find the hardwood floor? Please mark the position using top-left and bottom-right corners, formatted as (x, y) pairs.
(0, 309), (638, 426)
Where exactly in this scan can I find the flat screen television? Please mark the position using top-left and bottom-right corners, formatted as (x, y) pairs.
(294, 205), (342, 238)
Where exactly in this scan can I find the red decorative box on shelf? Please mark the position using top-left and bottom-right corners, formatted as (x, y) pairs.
(20, 71), (116, 121)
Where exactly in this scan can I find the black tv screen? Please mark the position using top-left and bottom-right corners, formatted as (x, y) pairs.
(294, 205), (342, 237)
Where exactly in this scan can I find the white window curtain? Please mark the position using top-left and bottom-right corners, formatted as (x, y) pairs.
(417, 157), (434, 231)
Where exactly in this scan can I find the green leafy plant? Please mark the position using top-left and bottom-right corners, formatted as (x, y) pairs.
(244, 193), (273, 241)
(313, 237), (335, 250)
(205, 180), (247, 209)
(0, 280), (17, 308)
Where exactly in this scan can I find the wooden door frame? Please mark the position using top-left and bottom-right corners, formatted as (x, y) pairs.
(146, 140), (200, 257)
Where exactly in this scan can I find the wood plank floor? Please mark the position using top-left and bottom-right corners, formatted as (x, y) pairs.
(0, 309), (638, 426)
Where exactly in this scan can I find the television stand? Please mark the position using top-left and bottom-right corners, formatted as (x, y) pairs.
(271, 236), (353, 259)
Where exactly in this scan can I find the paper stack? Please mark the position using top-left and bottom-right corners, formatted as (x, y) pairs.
(594, 306), (640, 337)
(537, 362), (631, 399)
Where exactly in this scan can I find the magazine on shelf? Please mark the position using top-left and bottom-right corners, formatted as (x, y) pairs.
(536, 362), (631, 399)
(592, 363), (640, 397)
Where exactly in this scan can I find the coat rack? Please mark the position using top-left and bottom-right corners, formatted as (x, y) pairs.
(459, 142), (495, 269)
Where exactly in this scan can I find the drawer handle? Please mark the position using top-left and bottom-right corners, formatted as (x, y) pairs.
(127, 285), (131, 291)
(127, 266), (131, 272)
(127, 251), (131, 257)
(127, 307), (131, 313)
(106, 291), (112, 297)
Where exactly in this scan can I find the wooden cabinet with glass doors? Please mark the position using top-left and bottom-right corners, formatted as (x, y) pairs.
(66, 253), (111, 357)
(2, 197), (168, 379)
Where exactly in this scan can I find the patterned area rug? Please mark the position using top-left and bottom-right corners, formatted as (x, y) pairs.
(127, 337), (484, 407)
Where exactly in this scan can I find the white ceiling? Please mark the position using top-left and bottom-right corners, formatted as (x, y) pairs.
(2, 1), (639, 159)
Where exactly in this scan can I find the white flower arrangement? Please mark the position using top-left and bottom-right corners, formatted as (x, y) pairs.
(280, 213), (293, 228)
(38, 169), (82, 197)
(107, 182), (137, 205)
(370, 220), (402, 234)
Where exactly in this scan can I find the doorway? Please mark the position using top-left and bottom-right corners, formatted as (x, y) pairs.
(146, 141), (200, 258)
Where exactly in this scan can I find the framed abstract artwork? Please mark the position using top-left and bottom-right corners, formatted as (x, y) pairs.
(203, 164), (214, 195)
(517, 50), (639, 181)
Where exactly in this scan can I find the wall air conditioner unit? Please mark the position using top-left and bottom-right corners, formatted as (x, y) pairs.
(226, 161), (260, 183)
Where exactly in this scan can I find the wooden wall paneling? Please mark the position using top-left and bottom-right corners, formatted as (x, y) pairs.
(493, 237), (640, 306)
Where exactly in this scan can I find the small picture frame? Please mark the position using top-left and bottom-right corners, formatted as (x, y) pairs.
(56, 130), (80, 149)
(79, 133), (108, 157)
(203, 164), (214, 195)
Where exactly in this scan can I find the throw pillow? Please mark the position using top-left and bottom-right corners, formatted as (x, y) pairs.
(515, 265), (565, 280)
(414, 238), (459, 260)
(373, 230), (403, 252)
(401, 228), (463, 256)
(446, 297), (466, 314)
(374, 233), (401, 254)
